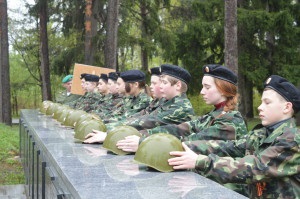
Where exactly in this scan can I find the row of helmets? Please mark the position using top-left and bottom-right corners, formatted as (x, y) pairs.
(39, 101), (107, 142)
(102, 126), (184, 172)
(39, 101), (184, 173)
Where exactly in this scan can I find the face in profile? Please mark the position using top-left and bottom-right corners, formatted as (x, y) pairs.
(258, 89), (289, 126)
(97, 79), (108, 94)
(108, 79), (118, 94)
(116, 78), (126, 95)
(200, 76), (225, 105)
(149, 76), (162, 99)
(159, 75), (178, 100)
(84, 81), (97, 92)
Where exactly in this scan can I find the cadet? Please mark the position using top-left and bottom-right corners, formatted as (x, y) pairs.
(115, 64), (247, 152)
(168, 75), (300, 199)
(123, 64), (195, 130)
(104, 70), (151, 122)
(55, 74), (80, 104)
(73, 74), (100, 110)
(83, 64), (195, 143)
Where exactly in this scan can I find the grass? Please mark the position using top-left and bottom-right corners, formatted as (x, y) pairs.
(0, 124), (25, 185)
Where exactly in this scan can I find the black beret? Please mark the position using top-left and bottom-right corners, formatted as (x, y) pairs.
(80, 73), (87, 80)
(99, 73), (108, 82)
(149, 67), (161, 76)
(120, 70), (145, 82)
(160, 64), (191, 84)
(108, 72), (119, 81)
(264, 75), (300, 113)
(84, 74), (100, 82)
(203, 64), (237, 85)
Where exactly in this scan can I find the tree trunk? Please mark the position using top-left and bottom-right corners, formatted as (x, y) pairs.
(39, 0), (52, 101)
(224, 0), (238, 74)
(140, 1), (148, 72)
(105, 0), (119, 69)
(84, 0), (98, 65)
(0, 0), (11, 125)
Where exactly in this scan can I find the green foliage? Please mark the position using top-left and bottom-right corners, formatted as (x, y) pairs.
(188, 94), (213, 116)
(0, 124), (24, 185)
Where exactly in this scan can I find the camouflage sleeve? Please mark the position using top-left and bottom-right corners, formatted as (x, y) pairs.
(124, 94), (151, 117)
(139, 122), (193, 139)
(126, 102), (194, 131)
(193, 129), (300, 185)
(186, 111), (247, 141)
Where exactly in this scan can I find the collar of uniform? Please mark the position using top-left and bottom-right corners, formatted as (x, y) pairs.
(262, 118), (295, 144)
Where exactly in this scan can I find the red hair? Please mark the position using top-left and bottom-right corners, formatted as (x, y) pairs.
(214, 78), (239, 112)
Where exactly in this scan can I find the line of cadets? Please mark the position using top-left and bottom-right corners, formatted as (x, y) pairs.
(58, 64), (300, 199)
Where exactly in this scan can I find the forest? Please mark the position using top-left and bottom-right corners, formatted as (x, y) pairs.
(0, 0), (299, 125)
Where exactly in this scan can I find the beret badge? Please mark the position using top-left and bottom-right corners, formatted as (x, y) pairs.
(266, 77), (271, 85)
(205, 66), (210, 73)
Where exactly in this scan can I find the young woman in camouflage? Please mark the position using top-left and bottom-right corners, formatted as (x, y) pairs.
(169, 75), (300, 199)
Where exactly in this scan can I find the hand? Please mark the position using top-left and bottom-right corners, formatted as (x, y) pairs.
(83, 129), (107, 143)
(116, 135), (140, 152)
(168, 142), (198, 170)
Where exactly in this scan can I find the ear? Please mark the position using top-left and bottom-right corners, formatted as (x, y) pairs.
(175, 81), (182, 91)
(283, 102), (293, 114)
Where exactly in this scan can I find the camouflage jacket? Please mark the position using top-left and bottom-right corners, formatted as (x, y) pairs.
(126, 93), (195, 131)
(105, 92), (151, 123)
(67, 93), (86, 108)
(132, 98), (165, 117)
(75, 92), (102, 111)
(141, 107), (247, 141)
(186, 118), (300, 199)
(55, 90), (81, 105)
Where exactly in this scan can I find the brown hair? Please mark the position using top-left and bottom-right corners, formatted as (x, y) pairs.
(161, 75), (188, 93)
(214, 78), (238, 112)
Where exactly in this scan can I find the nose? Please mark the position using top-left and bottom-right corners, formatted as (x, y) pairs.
(200, 88), (205, 95)
(257, 103), (263, 112)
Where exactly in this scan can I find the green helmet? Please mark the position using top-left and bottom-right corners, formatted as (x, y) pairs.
(39, 100), (52, 114)
(57, 107), (73, 123)
(74, 113), (101, 131)
(45, 102), (60, 116)
(103, 126), (141, 155)
(62, 109), (86, 127)
(53, 105), (70, 120)
(133, 133), (183, 172)
(74, 118), (107, 142)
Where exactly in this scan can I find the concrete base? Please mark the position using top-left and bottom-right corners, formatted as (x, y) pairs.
(0, 184), (27, 199)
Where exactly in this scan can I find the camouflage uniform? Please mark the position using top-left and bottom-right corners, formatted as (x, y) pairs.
(91, 93), (123, 117)
(186, 118), (300, 199)
(72, 92), (100, 111)
(125, 93), (195, 131)
(104, 92), (151, 124)
(131, 98), (165, 117)
(55, 90), (81, 105)
(140, 107), (247, 141)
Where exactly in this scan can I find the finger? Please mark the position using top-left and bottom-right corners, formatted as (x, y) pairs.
(85, 133), (94, 139)
(182, 142), (191, 152)
(169, 151), (185, 156)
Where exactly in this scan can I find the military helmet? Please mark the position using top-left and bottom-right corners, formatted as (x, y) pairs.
(53, 105), (70, 120)
(62, 109), (86, 127)
(74, 118), (107, 142)
(39, 100), (52, 114)
(57, 107), (73, 123)
(133, 133), (183, 172)
(103, 126), (141, 155)
(45, 102), (60, 116)
(74, 113), (101, 131)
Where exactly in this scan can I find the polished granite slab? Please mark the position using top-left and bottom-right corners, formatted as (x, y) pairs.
(20, 109), (248, 199)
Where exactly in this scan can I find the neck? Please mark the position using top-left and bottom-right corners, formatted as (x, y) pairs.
(214, 101), (226, 110)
